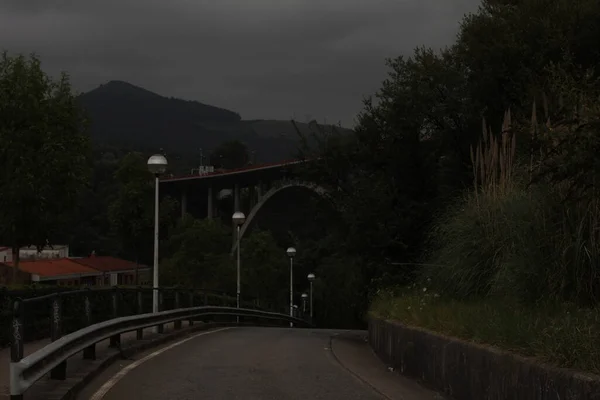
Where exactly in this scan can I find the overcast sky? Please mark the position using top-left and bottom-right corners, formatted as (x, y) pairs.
(0, 0), (479, 128)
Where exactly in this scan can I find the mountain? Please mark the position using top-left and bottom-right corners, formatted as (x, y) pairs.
(78, 81), (353, 164)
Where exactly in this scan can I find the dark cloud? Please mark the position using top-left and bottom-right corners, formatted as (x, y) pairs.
(0, 0), (480, 127)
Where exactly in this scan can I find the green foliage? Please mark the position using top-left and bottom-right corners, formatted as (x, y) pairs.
(64, 144), (133, 256)
(295, 0), (600, 333)
(209, 140), (250, 169)
(240, 230), (288, 307)
(456, 0), (600, 123)
(0, 52), (91, 267)
(312, 254), (365, 328)
(425, 106), (600, 305)
(161, 217), (233, 290)
(296, 49), (471, 292)
(108, 152), (179, 267)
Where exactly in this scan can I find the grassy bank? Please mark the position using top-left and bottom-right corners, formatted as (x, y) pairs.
(372, 106), (600, 376)
(370, 287), (600, 375)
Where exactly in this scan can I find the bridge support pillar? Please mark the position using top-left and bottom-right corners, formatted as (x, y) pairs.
(257, 181), (263, 202)
(248, 185), (255, 210)
(207, 186), (213, 219)
(181, 190), (187, 219)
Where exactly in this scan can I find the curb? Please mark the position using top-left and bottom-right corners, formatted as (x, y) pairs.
(328, 335), (393, 400)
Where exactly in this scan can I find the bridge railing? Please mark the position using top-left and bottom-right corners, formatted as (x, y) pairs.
(9, 289), (311, 398)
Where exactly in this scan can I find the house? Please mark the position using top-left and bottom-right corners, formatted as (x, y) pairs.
(0, 258), (100, 286)
(0, 255), (151, 286)
(72, 256), (151, 286)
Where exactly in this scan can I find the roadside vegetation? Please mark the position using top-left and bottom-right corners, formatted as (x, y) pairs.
(371, 288), (600, 374)
(370, 89), (600, 373)
(348, 0), (600, 375)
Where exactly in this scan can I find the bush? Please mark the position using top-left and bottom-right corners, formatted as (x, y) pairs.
(422, 109), (600, 305)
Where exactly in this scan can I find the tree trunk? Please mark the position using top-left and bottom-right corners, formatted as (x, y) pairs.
(135, 255), (139, 286)
(11, 246), (20, 284)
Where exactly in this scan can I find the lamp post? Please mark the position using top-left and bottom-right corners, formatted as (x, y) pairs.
(301, 293), (308, 315)
(307, 273), (315, 321)
(286, 247), (296, 328)
(147, 154), (168, 319)
(232, 212), (245, 322)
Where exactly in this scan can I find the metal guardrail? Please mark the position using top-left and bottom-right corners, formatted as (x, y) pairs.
(9, 304), (311, 398)
(1, 285), (267, 347)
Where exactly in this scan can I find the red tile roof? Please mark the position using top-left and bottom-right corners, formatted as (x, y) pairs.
(73, 256), (148, 272)
(3, 258), (99, 277)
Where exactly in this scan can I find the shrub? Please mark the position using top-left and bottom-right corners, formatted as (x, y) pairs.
(423, 106), (600, 305)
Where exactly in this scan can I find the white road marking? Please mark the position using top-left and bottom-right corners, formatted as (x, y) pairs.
(89, 327), (233, 400)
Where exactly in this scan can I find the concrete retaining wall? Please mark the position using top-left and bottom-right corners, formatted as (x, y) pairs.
(368, 317), (600, 400)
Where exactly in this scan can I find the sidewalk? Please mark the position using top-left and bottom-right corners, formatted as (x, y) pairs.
(330, 332), (447, 400)
(0, 321), (194, 399)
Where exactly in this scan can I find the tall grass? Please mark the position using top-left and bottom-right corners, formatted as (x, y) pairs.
(423, 103), (600, 305)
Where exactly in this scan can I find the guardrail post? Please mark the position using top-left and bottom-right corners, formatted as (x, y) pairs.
(188, 291), (194, 326)
(174, 291), (182, 330)
(157, 290), (164, 334)
(109, 287), (120, 347)
(201, 292), (210, 323)
(83, 289), (96, 360)
(50, 294), (66, 380)
(11, 298), (24, 399)
(10, 298), (24, 400)
(136, 287), (144, 340)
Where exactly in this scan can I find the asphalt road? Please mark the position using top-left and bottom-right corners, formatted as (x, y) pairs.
(78, 327), (444, 400)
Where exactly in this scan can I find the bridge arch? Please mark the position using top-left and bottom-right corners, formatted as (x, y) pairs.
(231, 180), (330, 254)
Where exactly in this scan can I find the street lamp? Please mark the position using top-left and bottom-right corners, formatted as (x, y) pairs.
(147, 154), (168, 318)
(232, 211), (245, 320)
(307, 273), (316, 321)
(286, 247), (296, 328)
(301, 293), (308, 314)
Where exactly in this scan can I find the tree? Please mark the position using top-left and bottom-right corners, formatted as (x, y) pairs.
(66, 145), (122, 257)
(0, 52), (91, 277)
(161, 217), (233, 289)
(108, 152), (178, 281)
(456, 0), (600, 125)
(295, 48), (474, 291)
(241, 230), (288, 308)
(209, 140), (249, 169)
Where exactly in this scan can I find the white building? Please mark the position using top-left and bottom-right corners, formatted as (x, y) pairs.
(0, 247), (12, 263)
(19, 245), (69, 260)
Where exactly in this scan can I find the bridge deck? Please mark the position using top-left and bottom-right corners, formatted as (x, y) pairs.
(161, 159), (306, 185)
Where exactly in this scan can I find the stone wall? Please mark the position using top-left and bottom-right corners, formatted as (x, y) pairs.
(368, 317), (600, 400)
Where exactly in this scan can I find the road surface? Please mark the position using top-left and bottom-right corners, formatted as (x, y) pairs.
(78, 327), (445, 400)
